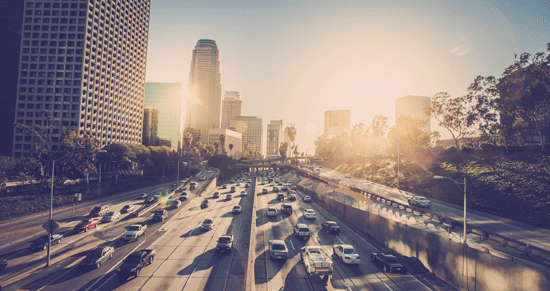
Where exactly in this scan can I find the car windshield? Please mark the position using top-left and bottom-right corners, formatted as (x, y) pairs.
(125, 255), (142, 263)
(272, 243), (286, 250)
(343, 248), (356, 254)
(203, 219), (212, 224)
(89, 249), (103, 257)
(219, 237), (231, 243)
(299, 228), (309, 232)
(122, 206), (129, 209)
(417, 197), (428, 201)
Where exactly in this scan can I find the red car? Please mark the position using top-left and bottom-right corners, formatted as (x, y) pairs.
(74, 218), (101, 233)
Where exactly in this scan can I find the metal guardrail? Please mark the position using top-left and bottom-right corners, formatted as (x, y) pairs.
(291, 165), (550, 265)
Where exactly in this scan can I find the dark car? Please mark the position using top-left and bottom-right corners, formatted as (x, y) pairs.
(262, 188), (269, 194)
(152, 209), (168, 222)
(213, 192), (220, 199)
(0, 257), (7, 271)
(90, 205), (109, 217)
(145, 197), (155, 204)
(28, 234), (63, 252)
(322, 221), (341, 234)
(281, 203), (293, 214)
(276, 193), (285, 201)
(216, 235), (233, 253)
(222, 184), (227, 189)
(232, 205), (242, 214)
(117, 249), (155, 278)
(121, 205), (135, 213)
(80, 246), (114, 269)
(226, 194), (232, 201)
(371, 253), (407, 274)
(200, 200), (210, 209)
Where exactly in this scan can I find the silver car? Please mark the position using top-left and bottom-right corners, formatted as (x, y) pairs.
(408, 196), (431, 208)
(268, 240), (288, 260)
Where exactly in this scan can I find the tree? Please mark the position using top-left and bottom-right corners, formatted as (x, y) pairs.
(428, 92), (478, 152)
(229, 144), (234, 158)
(387, 116), (431, 165)
(182, 131), (193, 152)
(219, 134), (226, 154)
(60, 129), (100, 188)
(279, 142), (289, 162)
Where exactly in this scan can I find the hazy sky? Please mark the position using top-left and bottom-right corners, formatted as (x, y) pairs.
(145, 0), (550, 153)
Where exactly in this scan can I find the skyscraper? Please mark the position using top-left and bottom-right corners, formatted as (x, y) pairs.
(9, 0), (151, 157)
(324, 110), (350, 139)
(142, 106), (158, 147)
(266, 120), (283, 156)
(144, 82), (183, 148)
(395, 95), (431, 132)
(186, 39), (222, 142)
(221, 91), (242, 129)
(231, 116), (263, 154)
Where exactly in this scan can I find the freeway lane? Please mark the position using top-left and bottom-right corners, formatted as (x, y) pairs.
(78, 176), (253, 291)
(253, 173), (433, 291)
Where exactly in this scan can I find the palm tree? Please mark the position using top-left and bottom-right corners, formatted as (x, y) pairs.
(229, 144), (234, 158)
(219, 134), (226, 154)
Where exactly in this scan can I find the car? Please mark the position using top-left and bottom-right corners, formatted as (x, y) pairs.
(226, 194), (232, 201)
(232, 205), (242, 214)
(145, 197), (155, 204)
(213, 192), (220, 198)
(200, 175), (207, 181)
(222, 184), (227, 189)
(0, 257), (7, 271)
(290, 185), (297, 190)
(90, 205), (109, 217)
(201, 218), (215, 230)
(245, 183), (250, 188)
(80, 246), (114, 269)
(200, 200), (210, 209)
(266, 207), (277, 217)
(152, 209), (168, 222)
(293, 223), (310, 241)
(28, 234), (63, 252)
(276, 193), (285, 201)
(345, 174), (351, 178)
(262, 188), (269, 194)
(170, 200), (182, 209)
(304, 209), (316, 219)
(138, 193), (147, 199)
(103, 211), (121, 222)
(190, 182), (197, 189)
(288, 194), (297, 201)
(371, 253), (406, 273)
(240, 190), (247, 196)
(322, 221), (341, 234)
(333, 244), (360, 264)
(179, 192), (189, 201)
(303, 195), (312, 202)
(281, 203), (293, 214)
(281, 186), (288, 191)
(230, 186), (236, 193)
(121, 205), (135, 213)
(216, 235), (233, 253)
(74, 218), (100, 233)
(236, 182), (241, 186)
(408, 196), (431, 208)
(268, 240), (289, 260)
(272, 186), (279, 193)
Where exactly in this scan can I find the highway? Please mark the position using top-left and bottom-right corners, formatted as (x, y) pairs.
(0, 169), (442, 290)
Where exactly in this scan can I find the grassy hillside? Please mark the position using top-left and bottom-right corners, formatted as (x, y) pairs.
(327, 151), (550, 229)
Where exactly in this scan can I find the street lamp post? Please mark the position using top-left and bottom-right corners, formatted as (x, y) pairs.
(163, 161), (173, 182)
(176, 159), (184, 188)
(434, 175), (468, 290)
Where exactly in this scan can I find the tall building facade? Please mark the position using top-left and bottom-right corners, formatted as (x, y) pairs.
(0, 0), (25, 156)
(185, 39), (222, 143)
(144, 82), (183, 148)
(231, 116), (262, 154)
(208, 128), (242, 158)
(395, 95), (431, 131)
(142, 106), (158, 146)
(266, 120), (283, 156)
(324, 110), (350, 139)
(9, 0), (151, 157)
(221, 91), (242, 129)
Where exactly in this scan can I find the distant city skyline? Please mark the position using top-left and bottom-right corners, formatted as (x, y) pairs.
(144, 82), (184, 148)
(145, 0), (550, 153)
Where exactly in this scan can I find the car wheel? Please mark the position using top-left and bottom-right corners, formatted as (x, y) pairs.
(96, 262), (100, 269)
(43, 245), (47, 251)
(135, 268), (140, 277)
(110, 253), (113, 259)
(85, 227), (88, 232)
(149, 257), (153, 265)
(57, 239), (61, 244)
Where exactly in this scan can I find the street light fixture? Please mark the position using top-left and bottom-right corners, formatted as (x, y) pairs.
(46, 154), (68, 267)
(434, 174), (468, 290)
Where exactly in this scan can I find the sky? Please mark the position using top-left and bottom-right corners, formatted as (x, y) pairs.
(144, 0), (550, 154)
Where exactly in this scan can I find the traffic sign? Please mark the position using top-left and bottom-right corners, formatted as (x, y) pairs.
(42, 220), (60, 233)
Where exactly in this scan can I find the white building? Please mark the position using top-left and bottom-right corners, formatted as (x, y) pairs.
(230, 116), (262, 154)
(221, 91), (242, 130)
(266, 120), (283, 156)
(208, 128), (242, 158)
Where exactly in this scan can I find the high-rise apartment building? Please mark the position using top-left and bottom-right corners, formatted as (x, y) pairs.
(395, 95), (431, 132)
(221, 91), (242, 129)
(266, 120), (283, 156)
(0, 0), (25, 157)
(185, 39), (222, 142)
(324, 110), (350, 139)
(144, 82), (183, 148)
(9, 0), (151, 157)
(231, 116), (262, 154)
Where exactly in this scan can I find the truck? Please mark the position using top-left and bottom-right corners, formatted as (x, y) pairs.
(74, 218), (101, 233)
(123, 224), (147, 242)
(117, 249), (155, 278)
(300, 246), (333, 277)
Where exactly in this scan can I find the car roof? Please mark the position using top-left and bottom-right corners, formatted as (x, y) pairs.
(270, 239), (286, 245)
(296, 223), (308, 228)
(306, 209), (315, 212)
(325, 221), (336, 224)
(338, 244), (354, 249)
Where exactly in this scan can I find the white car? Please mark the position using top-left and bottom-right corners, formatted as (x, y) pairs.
(333, 244), (360, 264)
(266, 207), (277, 217)
(102, 211), (121, 222)
(303, 195), (312, 202)
(344, 174), (351, 178)
(408, 196), (431, 208)
(201, 218), (215, 230)
(240, 190), (247, 196)
(304, 209), (316, 219)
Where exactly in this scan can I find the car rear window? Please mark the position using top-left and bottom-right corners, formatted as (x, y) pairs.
(272, 243), (285, 250)
(299, 227), (309, 232)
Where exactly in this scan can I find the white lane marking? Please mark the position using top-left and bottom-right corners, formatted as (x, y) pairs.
(336, 236), (344, 244)
(85, 237), (150, 291)
(289, 240), (295, 250)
